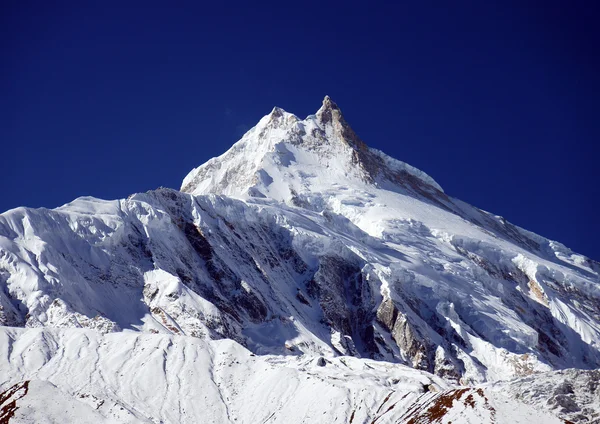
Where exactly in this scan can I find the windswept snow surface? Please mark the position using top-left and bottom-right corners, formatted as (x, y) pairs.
(1, 96), (599, 422)
(0, 327), (568, 424)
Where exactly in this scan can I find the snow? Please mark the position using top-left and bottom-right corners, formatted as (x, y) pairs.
(0, 380), (111, 424)
(486, 368), (600, 423)
(0, 327), (432, 423)
(0, 327), (573, 424)
(1, 96), (599, 423)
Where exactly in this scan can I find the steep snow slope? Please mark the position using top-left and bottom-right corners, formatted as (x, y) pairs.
(182, 97), (596, 286)
(0, 327), (569, 424)
(1, 96), (599, 422)
(2, 188), (598, 386)
(181, 97), (600, 377)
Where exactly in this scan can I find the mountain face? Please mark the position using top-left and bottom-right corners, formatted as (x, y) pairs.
(1, 97), (599, 423)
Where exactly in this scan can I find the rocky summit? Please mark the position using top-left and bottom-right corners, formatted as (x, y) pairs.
(1, 97), (599, 423)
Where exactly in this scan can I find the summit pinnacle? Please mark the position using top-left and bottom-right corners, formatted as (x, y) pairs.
(316, 95), (342, 125)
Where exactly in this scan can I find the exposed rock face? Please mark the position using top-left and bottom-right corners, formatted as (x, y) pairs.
(377, 298), (432, 371)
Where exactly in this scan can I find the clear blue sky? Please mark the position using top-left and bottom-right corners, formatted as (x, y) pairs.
(2, 2), (599, 260)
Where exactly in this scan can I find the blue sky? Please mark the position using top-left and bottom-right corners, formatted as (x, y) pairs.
(1, 1), (599, 260)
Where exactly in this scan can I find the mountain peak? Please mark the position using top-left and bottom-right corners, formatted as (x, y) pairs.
(314, 95), (371, 160)
(316, 95), (343, 125)
(322, 95), (338, 110)
(181, 97), (445, 198)
(270, 106), (285, 117)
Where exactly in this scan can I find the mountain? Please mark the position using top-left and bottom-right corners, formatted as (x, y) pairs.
(1, 97), (599, 423)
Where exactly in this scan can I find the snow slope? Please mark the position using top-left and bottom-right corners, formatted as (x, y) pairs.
(1, 96), (599, 422)
(181, 96), (600, 380)
(0, 327), (570, 424)
(487, 368), (600, 423)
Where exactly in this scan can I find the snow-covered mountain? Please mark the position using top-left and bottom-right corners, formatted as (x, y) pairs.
(1, 97), (599, 423)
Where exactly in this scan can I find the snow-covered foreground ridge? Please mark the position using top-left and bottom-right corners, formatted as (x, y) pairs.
(1, 96), (599, 422)
(2, 327), (592, 424)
